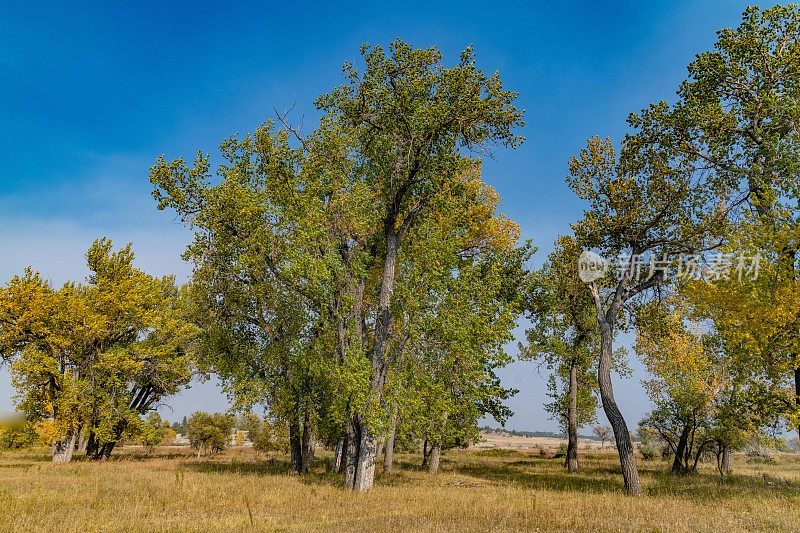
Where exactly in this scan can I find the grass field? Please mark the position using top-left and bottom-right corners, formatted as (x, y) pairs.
(2, 445), (799, 532)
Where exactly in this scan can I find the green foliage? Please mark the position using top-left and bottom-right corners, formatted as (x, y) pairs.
(0, 239), (197, 460)
(187, 412), (235, 455)
(0, 415), (39, 450)
(133, 413), (175, 451)
(149, 40), (527, 486)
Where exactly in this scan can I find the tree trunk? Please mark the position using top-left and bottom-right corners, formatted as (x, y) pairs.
(566, 358), (579, 473)
(289, 421), (302, 474)
(349, 231), (400, 491)
(598, 320), (642, 496)
(795, 367), (800, 440)
(421, 439), (430, 468)
(76, 427), (87, 454)
(376, 438), (385, 459)
(300, 412), (314, 474)
(333, 438), (344, 472)
(343, 417), (360, 489)
(52, 431), (77, 464)
(427, 442), (441, 474)
(353, 423), (377, 491)
(383, 425), (396, 474)
(672, 422), (690, 474)
(717, 445), (732, 476)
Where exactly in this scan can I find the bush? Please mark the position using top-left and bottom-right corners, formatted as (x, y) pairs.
(187, 412), (235, 456)
(250, 418), (290, 455)
(0, 416), (38, 449)
(639, 444), (659, 461)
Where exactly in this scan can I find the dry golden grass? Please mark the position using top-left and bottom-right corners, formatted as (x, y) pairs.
(1, 446), (799, 532)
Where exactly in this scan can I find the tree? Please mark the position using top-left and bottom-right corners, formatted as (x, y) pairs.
(627, 4), (800, 438)
(172, 416), (188, 435)
(0, 239), (196, 462)
(151, 40), (525, 492)
(524, 235), (600, 472)
(135, 412), (175, 453)
(567, 129), (726, 494)
(186, 412), (235, 458)
(315, 40), (524, 491)
(592, 426), (612, 450)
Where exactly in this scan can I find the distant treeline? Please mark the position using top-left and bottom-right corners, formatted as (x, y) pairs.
(480, 426), (599, 441)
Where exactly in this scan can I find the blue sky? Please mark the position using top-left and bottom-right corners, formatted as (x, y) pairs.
(0, 1), (777, 430)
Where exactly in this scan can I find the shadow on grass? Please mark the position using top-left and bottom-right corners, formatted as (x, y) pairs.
(185, 458), (295, 477)
(453, 460), (625, 494)
(173, 451), (800, 500)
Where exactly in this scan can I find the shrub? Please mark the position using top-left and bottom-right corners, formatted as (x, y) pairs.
(0, 416), (38, 449)
(639, 444), (659, 461)
(187, 412), (235, 456)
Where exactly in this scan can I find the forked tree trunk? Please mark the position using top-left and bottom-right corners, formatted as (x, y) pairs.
(427, 443), (442, 474)
(349, 231), (400, 491)
(598, 320), (642, 496)
(672, 423), (690, 474)
(52, 431), (77, 464)
(383, 425), (396, 474)
(565, 358), (579, 473)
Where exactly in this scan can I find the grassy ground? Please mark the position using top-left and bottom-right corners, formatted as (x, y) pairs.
(1, 446), (799, 532)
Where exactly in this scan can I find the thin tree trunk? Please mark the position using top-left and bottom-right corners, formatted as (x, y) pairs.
(376, 438), (385, 459)
(598, 320), (642, 496)
(383, 424), (396, 474)
(422, 439), (430, 468)
(333, 438), (344, 472)
(52, 431), (77, 464)
(672, 423), (690, 474)
(427, 443), (441, 474)
(566, 358), (579, 473)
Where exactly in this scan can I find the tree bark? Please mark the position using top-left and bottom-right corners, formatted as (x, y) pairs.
(343, 417), (359, 489)
(333, 438), (344, 472)
(376, 438), (385, 459)
(427, 442), (442, 474)
(422, 439), (430, 468)
(289, 421), (302, 474)
(566, 358), (579, 473)
(795, 367), (800, 440)
(52, 431), (77, 464)
(353, 423), (377, 491)
(300, 411), (314, 474)
(350, 231), (400, 491)
(717, 445), (732, 476)
(383, 425), (396, 474)
(672, 422), (690, 474)
(598, 320), (642, 496)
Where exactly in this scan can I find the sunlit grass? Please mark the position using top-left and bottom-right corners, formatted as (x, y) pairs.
(1, 446), (799, 531)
